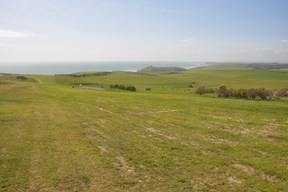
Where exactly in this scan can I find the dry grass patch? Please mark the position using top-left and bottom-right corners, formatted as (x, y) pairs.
(145, 127), (176, 140)
(228, 176), (243, 184)
(98, 146), (108, 153)
(232, 163), (280, 183)
(54, 175), (90, 192)
(115, 156), (134, 173)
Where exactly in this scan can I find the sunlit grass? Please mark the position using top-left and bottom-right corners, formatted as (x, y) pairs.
(0, 70), (287, 191)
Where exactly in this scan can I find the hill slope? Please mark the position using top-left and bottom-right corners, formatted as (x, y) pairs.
(0, 70), (287, 191)
(138, 66), (187, 73)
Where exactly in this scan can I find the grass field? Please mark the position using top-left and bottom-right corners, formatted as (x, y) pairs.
(0, 67), (287, 191)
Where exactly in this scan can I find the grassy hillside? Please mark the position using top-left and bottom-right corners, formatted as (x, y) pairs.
(54, 69), (288, 90)
(204, 62), (288, 70)
(138, 66), (187, 73)
(0, 69), (287, 191)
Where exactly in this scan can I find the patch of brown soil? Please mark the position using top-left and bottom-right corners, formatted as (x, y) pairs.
(114, 156), (134, 174)
(228, 176), (243, 184)
(152, 109), (179, 113)
(233, 163), (255, 174)
(232, 163), (280, 183)
(98, 146), (108, 153)
(208, 135), (236, 146)
(146, 127), (176, 140)
(94, 106), (114, 115)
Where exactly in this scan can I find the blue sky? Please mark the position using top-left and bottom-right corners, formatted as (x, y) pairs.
(0, 0), (288, 62)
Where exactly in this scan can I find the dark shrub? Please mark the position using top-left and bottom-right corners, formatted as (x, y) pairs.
(195, 87), (216, 95)
(256, 88), (269, 100)
(198, 85), (287, 100)
(119, 85), (126, 90)
(217, 86), (230, 97)
(247, 89), (257, 99)
(16, 76), (28, 80)
(196, 87), (205, 95)
(126, 86), (136, 92)
(110, 84), (136, 92)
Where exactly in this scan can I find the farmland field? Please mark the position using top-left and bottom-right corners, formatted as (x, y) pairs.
(0, 67), (287, 191)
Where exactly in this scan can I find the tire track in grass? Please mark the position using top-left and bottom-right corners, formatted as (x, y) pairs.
(84, 100), (281, 162)
(78, 102), (202, 149)
(76, 101), (235, 154)
(69, 103), (173, 188)
(28, 104), (54, 191)
(133, 111), (286, 185)
(71, 106), (144, 188)
(27, 101), (105, 191)
(64, 97), (286, 189)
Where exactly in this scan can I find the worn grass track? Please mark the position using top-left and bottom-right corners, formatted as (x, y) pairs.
(0, 71), (287, 191)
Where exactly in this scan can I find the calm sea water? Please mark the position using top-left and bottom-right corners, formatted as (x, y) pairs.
(0, 61), (205, 75)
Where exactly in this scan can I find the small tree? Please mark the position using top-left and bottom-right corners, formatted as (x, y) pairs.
(247, 89), (257, 99)
(196, 87), (205, 95)
(256, 88), (269, 100)
(119, 85), (126, 90)
(126, 86), (136, 92)
(217, 86), (230, 97)
(16, 76), (28, 80)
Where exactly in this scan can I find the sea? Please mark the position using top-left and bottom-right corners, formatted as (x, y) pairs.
(0, 61), (205, 75)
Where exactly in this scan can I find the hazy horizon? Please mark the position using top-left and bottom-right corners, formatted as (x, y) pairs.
(0, 61), (206, 74)
(1, 0), (288, 63)
(1, 60), (288, 65)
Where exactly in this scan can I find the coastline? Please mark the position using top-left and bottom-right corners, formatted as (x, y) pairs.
(0, 61), (204, 75)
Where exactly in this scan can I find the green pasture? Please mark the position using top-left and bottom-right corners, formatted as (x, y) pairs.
(55, 69), (288, 90)
(0, 68), (287, 191)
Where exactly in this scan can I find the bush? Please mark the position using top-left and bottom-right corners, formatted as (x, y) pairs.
(126, 86), (136, 92)
(217, 86), (230, 97)
(195, 87), (216, 95)
(275, 88), (288, 98)
(119, 85), (126, 90)
(256, 88), (270, 100)
(195, 87), (204, 95)
(197, 86), (288, 100)
(16, 76), (28, 80)
(110, 84), (136, 92)
(247, 89), (257, 99)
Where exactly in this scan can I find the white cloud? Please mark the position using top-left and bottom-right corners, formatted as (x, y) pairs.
(281, 40), (288, 43)
(240, 47), (288, 62)
(242, 48), (280, 56)
(255, 48), (280, 55)
(0, 29), (32, 37)
(0, 43), (9, 47)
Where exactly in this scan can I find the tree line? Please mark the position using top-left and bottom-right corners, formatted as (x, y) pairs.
(196, 86), (288, 100)
(55, 72), (111, 77)
(16, 76), (28, 80)
(110, 84), (136, 92)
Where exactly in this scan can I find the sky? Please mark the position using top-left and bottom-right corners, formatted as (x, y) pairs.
(0, 0), (288, 63)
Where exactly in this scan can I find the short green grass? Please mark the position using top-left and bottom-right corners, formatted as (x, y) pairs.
(55, 69), (288, 90)
(0, 68), (287, 191)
